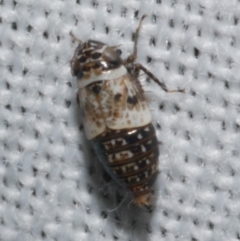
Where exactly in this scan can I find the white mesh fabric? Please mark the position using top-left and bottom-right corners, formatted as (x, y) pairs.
(1, 0), (240, 241)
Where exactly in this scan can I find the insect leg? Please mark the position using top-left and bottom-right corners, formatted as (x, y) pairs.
(126, 14), (148, 64)
(135, 63), (185, 93)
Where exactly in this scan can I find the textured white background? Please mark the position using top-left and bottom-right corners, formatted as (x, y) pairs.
(1, 0), (240, 241)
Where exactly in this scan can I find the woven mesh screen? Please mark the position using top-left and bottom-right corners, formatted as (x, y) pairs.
(1, 0), (240, 240)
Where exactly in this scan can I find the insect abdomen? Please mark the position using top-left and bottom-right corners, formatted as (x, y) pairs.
(92, 123), (159, 205)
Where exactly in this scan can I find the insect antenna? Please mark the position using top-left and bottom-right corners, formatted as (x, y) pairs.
(69, 31), (83, 44)
(126, 14), (148, 64)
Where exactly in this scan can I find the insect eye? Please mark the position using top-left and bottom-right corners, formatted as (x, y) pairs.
(102, 47), (122, 67)
(116, 49), (122, 56)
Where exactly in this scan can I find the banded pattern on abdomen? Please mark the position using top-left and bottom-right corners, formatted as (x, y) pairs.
(92, 123), (159, 199)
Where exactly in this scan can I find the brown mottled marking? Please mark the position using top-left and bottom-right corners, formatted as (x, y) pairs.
(91, 84), (102, 95)
(82, 65), (91, 72)
(114, 93), (122, 102)
(127, 95), (138, 105)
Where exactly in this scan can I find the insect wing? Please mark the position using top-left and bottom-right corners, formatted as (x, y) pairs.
(103, 74), (151, 130)
(78, 87), (106, 139)
(79, 74), (152, 140)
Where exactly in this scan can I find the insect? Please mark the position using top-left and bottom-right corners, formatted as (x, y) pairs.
(70, 15), (184, 208)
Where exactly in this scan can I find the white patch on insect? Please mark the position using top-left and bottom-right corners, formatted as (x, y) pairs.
(118, 138), (127, 145)
(144, 127), (150, 132)
(134, 165), (139, 171)
(141, 145), (146, 152)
